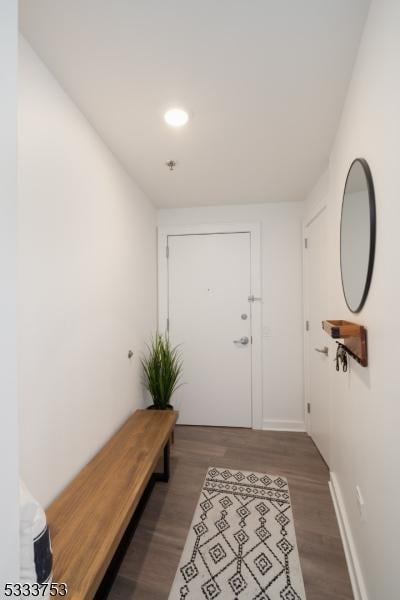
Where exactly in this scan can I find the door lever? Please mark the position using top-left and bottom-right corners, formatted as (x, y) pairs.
(314, 346), (329, 356)
(233, 336), (249, 345)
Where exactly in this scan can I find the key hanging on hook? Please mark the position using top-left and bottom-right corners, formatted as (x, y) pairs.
(335, 342), (348, 372)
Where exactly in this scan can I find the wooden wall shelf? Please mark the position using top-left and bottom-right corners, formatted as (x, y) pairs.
(322, 320), (368, 367)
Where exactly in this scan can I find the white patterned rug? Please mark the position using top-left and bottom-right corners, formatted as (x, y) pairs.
(169, 467), (306, 600)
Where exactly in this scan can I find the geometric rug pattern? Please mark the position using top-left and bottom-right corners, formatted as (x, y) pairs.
(168, 467), (306, 599)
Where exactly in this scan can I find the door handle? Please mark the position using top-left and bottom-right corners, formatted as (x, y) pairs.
(314, 346), (329, 356)
(233, 336), (249, 345)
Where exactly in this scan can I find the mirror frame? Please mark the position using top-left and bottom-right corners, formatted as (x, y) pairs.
(340, 157), (376, 313)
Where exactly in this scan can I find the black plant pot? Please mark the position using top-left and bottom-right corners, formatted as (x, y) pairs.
(147, 403), (174, 410)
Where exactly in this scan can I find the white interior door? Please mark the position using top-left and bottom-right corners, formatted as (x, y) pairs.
(168, 232), (252, 427)
(305, 210), (330, 465)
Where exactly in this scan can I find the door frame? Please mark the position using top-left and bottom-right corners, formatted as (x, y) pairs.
(302, 205), (327, 435)
(158, 223), (263, 429)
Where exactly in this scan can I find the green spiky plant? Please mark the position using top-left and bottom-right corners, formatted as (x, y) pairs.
(141, 333), (183, 409)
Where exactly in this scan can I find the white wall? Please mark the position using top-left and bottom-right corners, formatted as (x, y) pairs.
(158, 203), (304, 431)
(0, 1), (19, 586)
(304, 1), (400, 598)
(18, 38), (157, 507)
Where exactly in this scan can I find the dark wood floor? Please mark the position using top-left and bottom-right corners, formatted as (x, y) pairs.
(108, 426), (353, 600)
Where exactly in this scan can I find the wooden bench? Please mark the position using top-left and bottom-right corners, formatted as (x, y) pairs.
(47, 409), (178, 600)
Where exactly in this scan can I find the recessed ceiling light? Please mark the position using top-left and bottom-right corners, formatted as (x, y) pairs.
(164, 108), (189, 127)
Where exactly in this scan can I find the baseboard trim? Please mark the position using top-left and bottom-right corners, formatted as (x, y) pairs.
(262, 419), (306, 432)
(329, 472), (369, 600)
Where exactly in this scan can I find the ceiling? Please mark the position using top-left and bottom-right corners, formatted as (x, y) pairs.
(19, 0), (370, 208)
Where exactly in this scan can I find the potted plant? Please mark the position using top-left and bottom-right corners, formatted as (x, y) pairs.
(142, 333), (183, 410)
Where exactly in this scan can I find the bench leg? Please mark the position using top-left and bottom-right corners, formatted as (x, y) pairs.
(153, 440), (170, 483)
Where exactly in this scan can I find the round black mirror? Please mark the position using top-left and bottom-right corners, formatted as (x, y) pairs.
(340, 158), (376, 313)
